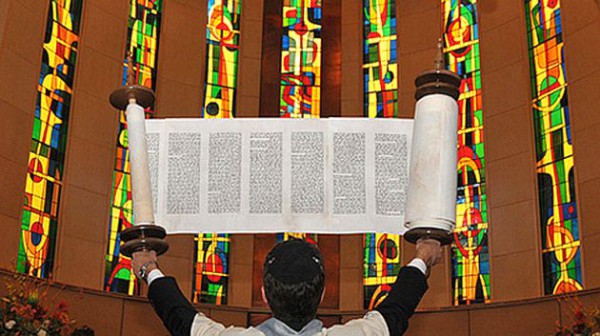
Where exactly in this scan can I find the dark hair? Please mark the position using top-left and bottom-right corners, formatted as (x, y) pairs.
(263, 270), (325, 331)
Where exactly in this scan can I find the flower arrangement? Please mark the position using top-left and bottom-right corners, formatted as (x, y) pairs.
(0, 271), (93, 335)
(555, 296), (600, 336)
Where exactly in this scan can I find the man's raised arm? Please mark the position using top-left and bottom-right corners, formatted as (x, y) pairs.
(132, 251), (198, 336)
(374, 239), (443, 336)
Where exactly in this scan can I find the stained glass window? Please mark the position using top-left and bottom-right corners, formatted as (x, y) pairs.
(441, 0), (491, 306)
(193, 234), (230, 304)
(280, 0), (322, 118)
(105, 0), (163, 295)
(363, 0), (398, 118)
(202, 0), (242, 118)
(524, 0), (582, 295)
(362, 0), (401, 310)
(276, 233), (318, 244)
(17, 0), (84, 279)
(276, 0), (322, 246)
(193, 0), (242, 304)
(363, 233), (401, 309)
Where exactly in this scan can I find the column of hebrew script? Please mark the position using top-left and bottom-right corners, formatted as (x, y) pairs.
(167, 133), (202, 214)
(375, 133), (409, 216)
(147, 133), (160, 212)
(291, 131), (325, 214)
(249, 132), (283, 214)
(208, 133), (242, 214)
(333, 132), (366, 214)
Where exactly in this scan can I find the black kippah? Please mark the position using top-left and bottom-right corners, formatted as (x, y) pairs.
(264, 239), (324, 284)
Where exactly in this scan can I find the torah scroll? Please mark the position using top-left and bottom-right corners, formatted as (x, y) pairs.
(145, 118), (413, 235)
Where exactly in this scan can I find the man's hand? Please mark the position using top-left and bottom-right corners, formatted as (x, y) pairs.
(415, 239), (442, 268)
(132, 250), (159, 281)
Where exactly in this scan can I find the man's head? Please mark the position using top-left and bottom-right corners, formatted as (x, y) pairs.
(262, 239), (325, 331)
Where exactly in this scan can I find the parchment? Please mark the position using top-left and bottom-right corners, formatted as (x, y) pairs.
(145, 118), (413, 234)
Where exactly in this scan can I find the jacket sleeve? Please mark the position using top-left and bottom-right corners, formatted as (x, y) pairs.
(374, 266), (428, 336)
(148, 276), (198, 336)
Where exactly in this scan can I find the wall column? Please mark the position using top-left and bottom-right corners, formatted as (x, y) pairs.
(478, 0), (543, 301)
(236, 0), (264, 118)
(335, 0), (362, 313)
(338, 235), (363, 312)
(55, 0), (129, 289)
(0, 0), (48, 270)
(225, 0), (267, 309)
(227, 235), (254, 307)
(322, 0), (341, 117)
(398, 0), (453, 308)
(561, 0), (600, 289)
(155, 0), (207, 118)
(258, 0), (282, 117)
(152, 0), (208, 295)
(340, 0), (362, 117)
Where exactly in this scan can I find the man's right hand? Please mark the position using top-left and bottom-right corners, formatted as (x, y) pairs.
(415, 239), (443, 268)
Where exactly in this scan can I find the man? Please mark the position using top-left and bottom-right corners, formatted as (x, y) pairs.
(132, 238), (442, 336)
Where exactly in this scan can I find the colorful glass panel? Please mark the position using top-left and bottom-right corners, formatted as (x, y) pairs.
(363, 233), (401, 309)
(202, 0), (242, 118)
(193, 234), (230, 304)
(442, 0), (491, 306)
(363, 0), (398, 118)
(279, 0), (322, 118)
(524, 0), (582, 295)
(193, 1), (241, 302)
(105, 0), (162, 295)
(276, 233), (318, 244)
(361, 0), (401, 310)
(17, 0), (83, 279)
(277, 0), (321, 248)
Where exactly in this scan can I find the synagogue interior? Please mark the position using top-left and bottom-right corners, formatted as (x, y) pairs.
(0, 0), (599, 335)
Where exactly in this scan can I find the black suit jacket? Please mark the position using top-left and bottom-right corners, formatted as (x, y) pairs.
(148, 266), (428, 336)
(148, 276), (197, 336)
(375, 266), (428, 336)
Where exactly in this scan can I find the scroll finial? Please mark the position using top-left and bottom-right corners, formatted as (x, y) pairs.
(110, 51), (155, 110)
(434, 38), (444, 70)
(413, 37), (461, 101)
(126, 51), (135, 86)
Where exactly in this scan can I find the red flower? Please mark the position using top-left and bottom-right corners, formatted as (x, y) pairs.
(57, 301), (68, 311)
